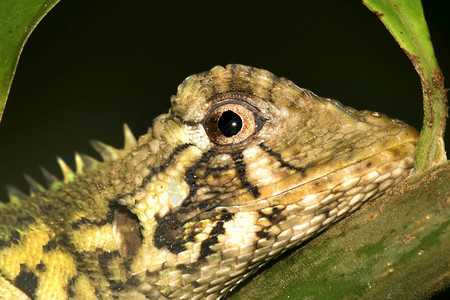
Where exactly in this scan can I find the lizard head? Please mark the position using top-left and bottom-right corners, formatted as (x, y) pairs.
(113, 64), (418, 298)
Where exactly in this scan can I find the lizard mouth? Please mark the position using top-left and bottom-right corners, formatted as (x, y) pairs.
(219, 138), (417, 211)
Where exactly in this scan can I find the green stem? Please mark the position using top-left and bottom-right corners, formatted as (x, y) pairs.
(363, 0), (448, 171)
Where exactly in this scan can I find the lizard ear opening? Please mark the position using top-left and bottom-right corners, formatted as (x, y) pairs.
(112, 206), (143, 258)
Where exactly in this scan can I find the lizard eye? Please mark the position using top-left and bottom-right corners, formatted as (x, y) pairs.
(204, 100), (265, 146)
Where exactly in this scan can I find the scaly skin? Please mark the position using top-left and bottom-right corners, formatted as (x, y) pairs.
(0, 64), (418, 299)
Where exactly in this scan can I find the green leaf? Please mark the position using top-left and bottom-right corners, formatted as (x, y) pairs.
(0, 0), (60, 123)
(363, 0), (437, 73)
(229, 162), (450, 299)
(362, 0), (448, 171)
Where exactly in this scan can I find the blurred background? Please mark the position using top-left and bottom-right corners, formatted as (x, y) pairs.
(0, 1), (448, 203)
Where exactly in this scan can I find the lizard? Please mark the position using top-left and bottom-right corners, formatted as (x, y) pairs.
(0, 64), (418, 299)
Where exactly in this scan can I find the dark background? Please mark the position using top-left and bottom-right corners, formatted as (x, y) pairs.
(0, 0), (448, 297)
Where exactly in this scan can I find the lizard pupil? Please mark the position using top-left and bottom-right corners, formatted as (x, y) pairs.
(218, 110), (243, 137)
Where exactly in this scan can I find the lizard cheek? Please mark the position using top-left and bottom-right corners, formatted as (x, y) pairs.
(204, 101), (265, 147)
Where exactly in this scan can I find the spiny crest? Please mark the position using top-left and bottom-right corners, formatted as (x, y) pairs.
(57, 157), (76, 184)
(90, 124), (137, 161)
(24, 174), (46, 196)
(123, 123), (137, 150)
(75, 153), (99, 175)
(41, 167), (63, 191)
(90, 140), (121, 161)
(5, 185), (27, 204)
(4, 124), (137, 202)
